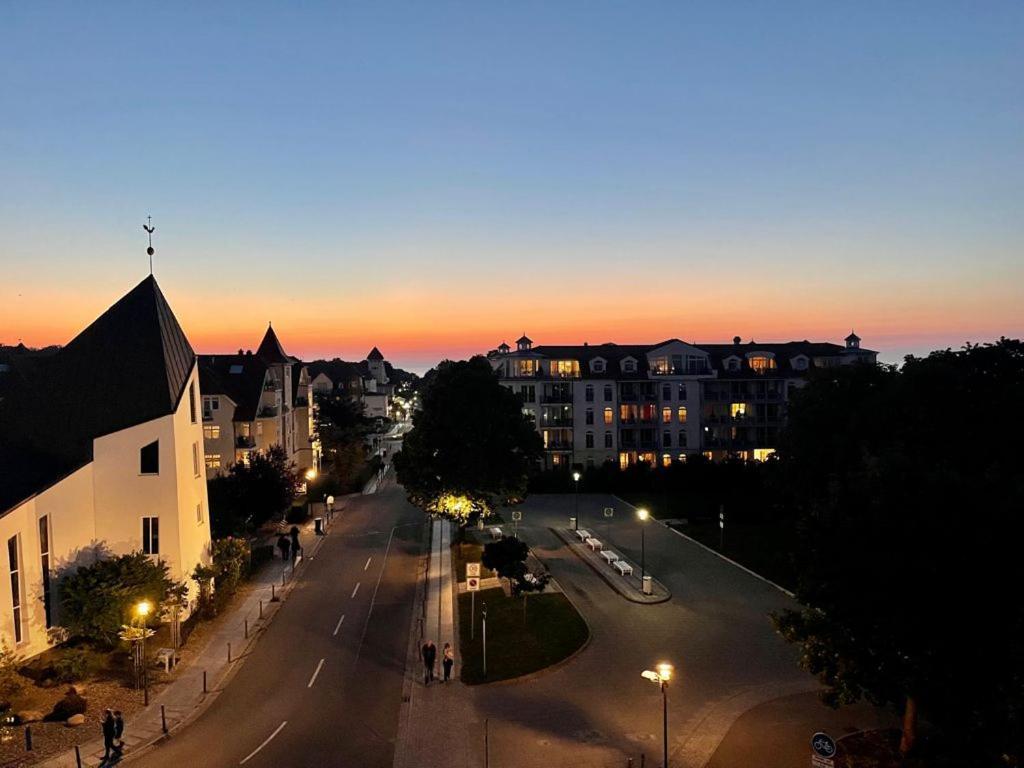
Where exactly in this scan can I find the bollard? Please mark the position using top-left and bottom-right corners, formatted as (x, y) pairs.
(640, 755), (645, 768)
(259, 599), (263, 619)
(75, 745), (82, 767)
(271, 583), (277, 602)
(282, 570), (287, 587)
(25, 726), (32, 751)
(161, 704), (168, 734)
(245, 618), (249, 639)
(228, 642), (232, 663)
(203, 669), (207, 693)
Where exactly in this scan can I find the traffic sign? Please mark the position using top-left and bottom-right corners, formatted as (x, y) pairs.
(604, 507), (614, 518)
(811, 732), (837, 758)
(466, 563), (481, 578)
(467, 577), (480, 592)
(810, 757), (834, 768)
(511, 510), (522, 522)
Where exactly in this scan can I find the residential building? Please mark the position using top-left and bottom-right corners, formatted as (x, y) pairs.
(306, 347), (395, 420)
(489, 332), (876, 469)
(0, 276), (212, 657)
(198, 326), (319, 477)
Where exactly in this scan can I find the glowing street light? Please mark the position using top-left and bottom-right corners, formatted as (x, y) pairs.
(641, 662), (675, 768)
(637, 508), (649, 582)
(572, 470), (582, 530)
(135, 600), (152, 705)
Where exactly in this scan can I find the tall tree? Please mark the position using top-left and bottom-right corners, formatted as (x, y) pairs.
(395, 357), (542, 521)
(774, 339), (1024, 760)
(208, 445), (300, 537)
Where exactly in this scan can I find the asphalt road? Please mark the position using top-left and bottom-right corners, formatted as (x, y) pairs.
(136, 481), (424, 768)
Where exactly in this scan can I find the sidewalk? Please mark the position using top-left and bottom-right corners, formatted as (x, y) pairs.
(393, 519), (476, 768)
(37, 516), (330, 768)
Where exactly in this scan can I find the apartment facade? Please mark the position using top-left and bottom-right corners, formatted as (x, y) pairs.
(198, 326), (319, 477)
(0, 277), (213, 657)
(489, 333), (876, 469)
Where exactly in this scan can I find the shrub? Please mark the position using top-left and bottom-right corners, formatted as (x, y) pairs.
(52, 649), (95, 683)
(212, 537), (250, 595)
(0, 641), (23, 698)
(58, 552), (186, 647)
(46, 687), (87, 722)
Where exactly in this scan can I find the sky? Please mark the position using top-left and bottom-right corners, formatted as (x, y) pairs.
(1, 2), (1022, 374)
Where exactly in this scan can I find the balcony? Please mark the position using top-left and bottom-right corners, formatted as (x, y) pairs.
(541, 417), (573, 427)
(257, 406), (278, 418)
(541, 393), (573, 404)
(544, 441), (574, 450)
(236, 435), (255, 449)
(650, 363), (711, 376)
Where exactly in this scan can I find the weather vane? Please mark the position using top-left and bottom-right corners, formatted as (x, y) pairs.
(143, 215), (156, 275)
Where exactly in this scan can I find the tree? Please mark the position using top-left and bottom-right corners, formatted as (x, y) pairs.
(773, 339), (1024, 761)
(395, 357), (543, 521)
(208, 445), (300, 537)
(482, 536), (529, 586)
(58, 553), (186, 647)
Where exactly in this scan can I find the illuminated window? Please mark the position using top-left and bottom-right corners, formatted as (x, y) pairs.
(603, 407), (613, 425)
(753, 448), (776, 462)
(619, 452), (630, 470)
(652, 357), (669, 374)
(552, 454), (563, 467)
(730, 403), (746, 418)
(550, 360), (580, 378)
(515, 360), (538, 377)
(703, 451), (714, 460)
(205, 454), (221, 469)
(678, 453), (687, 463)
(620, 404), (638, 423)
(677, 407), (687, 424)
(638, 452), (655, 465)
(748, 354), (777, 373)
(662, 454), (672, 468)
(640, 404), (657, 422)
(203, 425), (221, 440)
(662, 407), (672, 423)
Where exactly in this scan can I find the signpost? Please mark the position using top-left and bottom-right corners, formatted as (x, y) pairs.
(810, 732), (837, 768)
(603, 506), (613, 537)
(467, 563), (481, 638)
(481, 603), (488, 678)
(719, 506), (725, 550)
(511, 510), (522, 537)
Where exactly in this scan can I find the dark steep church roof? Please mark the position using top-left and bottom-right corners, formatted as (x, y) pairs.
(0, 276), (197, 515)
(257, 325), (296, 364)
(366, 346), (384, 362)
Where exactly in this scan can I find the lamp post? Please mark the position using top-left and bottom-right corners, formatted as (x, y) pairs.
(136, 600), (152, 706)
(642, 662), (674, 768)
(572, 470), (581, 530)
(637, 508), (649, 581)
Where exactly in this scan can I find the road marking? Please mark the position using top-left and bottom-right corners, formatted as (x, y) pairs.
(332, 613), (346, 636)
(355, 524), (398, 663)
(239, 721), (286, 764)
(364, 556), (372, 571)
(351, 582), (361, 598)
(306, 658), (325, 689)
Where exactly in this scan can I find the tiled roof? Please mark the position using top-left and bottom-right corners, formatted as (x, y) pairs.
(198, 354), (268, 422)
(0, 276), (196, 515)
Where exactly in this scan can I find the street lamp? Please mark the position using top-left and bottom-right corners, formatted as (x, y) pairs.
(637, 508), (649, 581)
(641, 662), (674, 768)
(572, 470), (581, 530)
(135, 600), (152, 706)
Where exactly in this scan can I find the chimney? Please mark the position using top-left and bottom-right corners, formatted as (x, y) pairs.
(733, 336), (741, 345)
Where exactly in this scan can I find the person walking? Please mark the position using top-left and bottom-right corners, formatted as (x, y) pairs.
(442, 642), (454, 683)
(113, 710), (125, 756)
(421, 640), (437, 685)
(277, 533), (290, 561)
(101, 709), (116, 761)
(289, 525), (301, 562)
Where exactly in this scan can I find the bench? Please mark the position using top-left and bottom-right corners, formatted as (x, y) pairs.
(489, 526), (502, 540)
(600, 550), (619, 565)
(574, 529), (591, 542)
(156, 647), (177, 673)
(613, 560), (633, 577)
(585, 537), (603, 552)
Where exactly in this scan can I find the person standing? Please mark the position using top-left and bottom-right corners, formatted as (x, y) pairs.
(421, 641), (432, 685)
(101, 709), (116, 761)
(113, 710), (125, 755)
(277, 533), (290, 561)
(442, 643), (454, 683)
(289, 526), (301, 562)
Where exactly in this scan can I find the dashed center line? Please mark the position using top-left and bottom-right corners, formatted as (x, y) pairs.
(307, 658), (325, 689)
(364, 556), (372, 571)
(351, 582), (361, 598)
(240, 721), (287, 764)
(332, 614), (346, 636)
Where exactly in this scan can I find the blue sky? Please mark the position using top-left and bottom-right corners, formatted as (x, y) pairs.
(2, 2), (1021, 372)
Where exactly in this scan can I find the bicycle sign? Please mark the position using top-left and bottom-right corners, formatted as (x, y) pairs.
(511, 510), (522, 522)
(604, 507), (614, 518)
(811, 732), (837, 758)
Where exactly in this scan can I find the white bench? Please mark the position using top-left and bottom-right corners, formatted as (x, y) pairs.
(613, 560), (633, 577)
(489, 526), (502, 540)
(156, 647), (177, 673)
(586, 537), (603, 552)
(600, 550), (619, 565)
(574, 529), (591, 542)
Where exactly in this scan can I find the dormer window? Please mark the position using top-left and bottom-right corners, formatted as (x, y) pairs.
(622, 358), (637, 373)
(791, 356), (809, 371)
(725, 356), (741, 372)
(590, 358), (607, 374)
(747, 353), (777, 373)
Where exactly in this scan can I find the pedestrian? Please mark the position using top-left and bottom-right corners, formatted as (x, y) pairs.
(101, 709), (115, 761)
(421, 641), (431, 685)
(442, 642), (454, 682)
(113, 710), (125, 756)
(277, 533), (290, 561)
(425, 640), (437, 684)
(289, 525), (301, 561)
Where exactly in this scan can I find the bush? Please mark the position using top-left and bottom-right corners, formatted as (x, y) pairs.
(0, 641), (23, 698)
(52, 649), (95, 684)
(58, 553), (186, 647)
(286, 505), (310, 525)
(46, 687), (87, 722)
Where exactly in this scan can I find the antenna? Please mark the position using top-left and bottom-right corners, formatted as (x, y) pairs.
(143, 215), (156, 275)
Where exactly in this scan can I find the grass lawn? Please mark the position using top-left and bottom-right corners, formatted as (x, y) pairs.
(457, 587), (589, 685)
(450, 541), (495, 582)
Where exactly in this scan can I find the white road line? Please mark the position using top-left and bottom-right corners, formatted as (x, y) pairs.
(239, 721), (287, 765)
(364, 556), (372, 571)
(355, 524), (398, 663)
(351, 582), (361, 598)
(307, 658), (325, 689)
(332, 613), (346, 636)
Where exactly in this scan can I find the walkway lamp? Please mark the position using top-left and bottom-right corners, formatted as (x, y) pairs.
(637, 508), (649, 581)
(135, 601), (152, 706)
(641, 662), (674, 768)
(572, 470), (581, 530)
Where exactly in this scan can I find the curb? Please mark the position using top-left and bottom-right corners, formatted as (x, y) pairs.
(551, 527), (672, 604)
